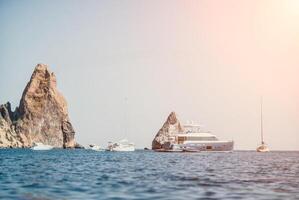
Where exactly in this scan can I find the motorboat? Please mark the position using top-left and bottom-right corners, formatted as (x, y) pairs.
(107, 139), (135, 152)
(31, 142), (53, 150)
(89, 144), (104, 151)
(157, 122), (234, 152)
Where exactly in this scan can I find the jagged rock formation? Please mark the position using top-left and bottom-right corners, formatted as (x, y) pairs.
(152, 112), (184, 150)
(0, 103), (22, 148)
(0, 64), (76, 148)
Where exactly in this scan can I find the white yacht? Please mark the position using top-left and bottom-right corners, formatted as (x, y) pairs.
(31, 142), (53, 150)
(165, 123), (234, 152)
(107, 139), (135, 152)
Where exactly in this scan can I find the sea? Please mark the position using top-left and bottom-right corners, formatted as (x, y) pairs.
(0, 150), (298, 200)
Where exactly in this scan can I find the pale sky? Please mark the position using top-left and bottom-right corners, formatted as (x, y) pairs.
(0, 0), (298, 150)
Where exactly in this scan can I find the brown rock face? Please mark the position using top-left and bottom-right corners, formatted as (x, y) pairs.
(0, 64), (76, 148)
(0, 103), (22, 148)
(152, 112), (184, 150)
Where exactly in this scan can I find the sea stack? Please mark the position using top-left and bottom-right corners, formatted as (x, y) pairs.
(0, 64), (76, 148)
(152, 112), (184, 150)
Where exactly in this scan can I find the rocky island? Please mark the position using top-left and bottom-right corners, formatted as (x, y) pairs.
(152, 112), (183, 150)
(0, 64), (76, 148)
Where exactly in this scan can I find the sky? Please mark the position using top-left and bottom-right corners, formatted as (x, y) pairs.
(0, 0), (298, 150)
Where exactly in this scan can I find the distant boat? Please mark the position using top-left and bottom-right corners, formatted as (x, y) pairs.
(31, 142), (53, 150)
(107, 139), (135, 152)
(257, 142), (269, 153)
(257, 97), (270, 153)
(89, 144), (104, 151)
(106, 98), (135, 152)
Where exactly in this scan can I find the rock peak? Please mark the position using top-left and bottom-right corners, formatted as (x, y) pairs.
(30, 63), (56, 82)
(152, 112), (183, 150)
(35, 63), (49, 70)
(166, 112), (177, 125)
(0, 64), (75, 148)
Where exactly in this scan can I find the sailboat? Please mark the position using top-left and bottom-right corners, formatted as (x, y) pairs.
(256, 97), (270, 153)
(106, 97), (135, 152)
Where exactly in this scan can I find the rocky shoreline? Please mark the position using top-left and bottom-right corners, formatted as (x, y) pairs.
(0, 64), (77, 148)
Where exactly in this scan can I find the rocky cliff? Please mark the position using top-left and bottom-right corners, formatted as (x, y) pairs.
(152, 112), (184, 150)
(0, 64), (76, 148)
(0, 103), (22, 147)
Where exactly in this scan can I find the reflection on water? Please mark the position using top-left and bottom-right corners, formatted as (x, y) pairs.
(0, 150), (299, 200)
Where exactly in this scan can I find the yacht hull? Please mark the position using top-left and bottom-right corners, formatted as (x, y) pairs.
(181, 141), (234, 152)
(164, 141), (234, 152)
(155, 141), (234, 152)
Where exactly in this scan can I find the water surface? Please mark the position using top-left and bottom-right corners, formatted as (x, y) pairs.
(0, 150), (299, 200)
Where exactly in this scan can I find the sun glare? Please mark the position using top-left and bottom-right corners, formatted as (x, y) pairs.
(284, 0), (299, 16)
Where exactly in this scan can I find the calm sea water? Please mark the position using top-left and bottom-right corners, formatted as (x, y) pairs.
(0, 150), (299, 200)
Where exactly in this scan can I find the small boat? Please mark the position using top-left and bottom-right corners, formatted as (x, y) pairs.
(89, 144), (104, 151)
(257, 97), (270, 153)
(107, 99), (135, 152)
(31, 142), (53, 150)
(257, 142), (269, 152)
(107, 139), (135, 152)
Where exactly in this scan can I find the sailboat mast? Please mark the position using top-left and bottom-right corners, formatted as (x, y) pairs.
(124, 97), (128, 136)
(260, 97), (264, 144)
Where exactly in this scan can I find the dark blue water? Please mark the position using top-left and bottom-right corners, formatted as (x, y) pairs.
(0, 150), (299, 200)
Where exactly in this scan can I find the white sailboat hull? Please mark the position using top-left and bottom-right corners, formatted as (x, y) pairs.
(257, 145), (269, 152)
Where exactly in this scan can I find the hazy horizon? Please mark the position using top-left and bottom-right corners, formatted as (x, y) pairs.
(1, 0), (298, 150)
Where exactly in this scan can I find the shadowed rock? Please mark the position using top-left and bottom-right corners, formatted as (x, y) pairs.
(0, 64), (76, 148)
(152, 112), (184, 150)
